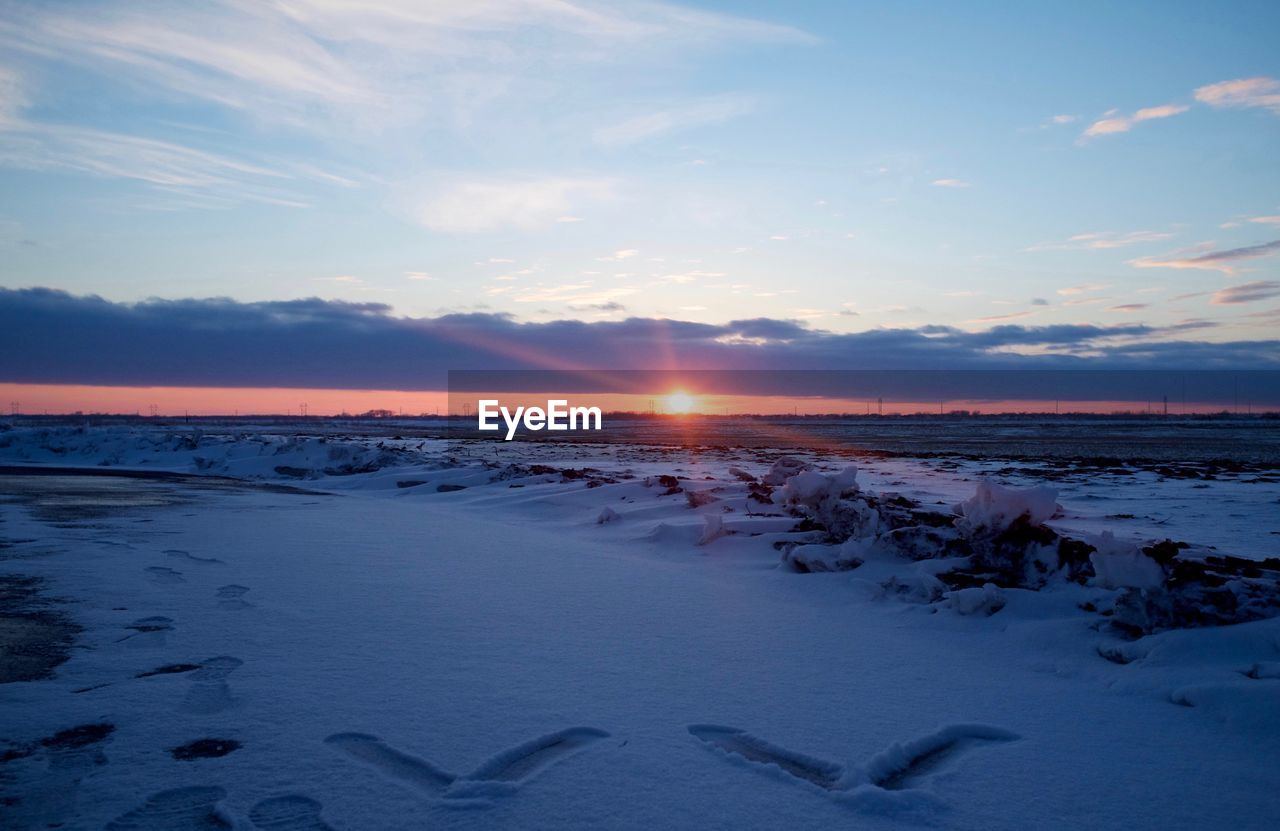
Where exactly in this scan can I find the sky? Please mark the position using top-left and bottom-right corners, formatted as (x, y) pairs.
(1, 1), (1279, 412)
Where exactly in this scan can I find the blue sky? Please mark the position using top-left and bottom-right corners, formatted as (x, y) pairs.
(1, 0), (1279, 363)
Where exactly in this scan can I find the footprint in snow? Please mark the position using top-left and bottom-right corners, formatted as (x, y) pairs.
(324, 726), (610, 803)
(9, 723), (115, 827)
(119, 615), (175, 648)
(689, 722), (1019, 799)
(106, 786), (231, 831)
(249, 795), (334, 830)
(686, 725), (841, 789)
(166, 549), (225, 565)
(216, 584), (252, 610)
(145, 565), (185, 584)
(181, 656), (244, 714)
(866, 724), (1020, 791)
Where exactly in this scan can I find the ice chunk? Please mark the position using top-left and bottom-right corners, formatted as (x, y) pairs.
(761, 456), (812, 485)
(698, 514), (729, 545)
(1089, 531), (1164, 589)
(956, 480), (1058, 534)
(781, 542), (864, 573)
(773, 466), (858, 508)
(686, 489), (720, 508)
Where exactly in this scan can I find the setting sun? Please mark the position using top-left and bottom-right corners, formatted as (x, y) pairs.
(665, 391), (696, 414)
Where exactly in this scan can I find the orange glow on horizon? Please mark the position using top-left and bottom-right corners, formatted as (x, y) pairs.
(0, 383), (1261, 417)
(0, 384), (449, 417)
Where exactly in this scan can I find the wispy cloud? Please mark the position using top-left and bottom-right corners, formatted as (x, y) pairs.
(1108, 304), (1147, 313)
(410, 177), (615, 232)
(971, 310), (1034, 323)
(1056, 283), (1107, 296)
(931, 178), (970, 188)
(597, 249), (639, 262)
(1077, 77), (1279, 145)
(0, 58), (360, 208)
(568, 300), (626, 313)
(512, 282), (635, 306)
(0, 121), (321, 208)
(0, 1), (810, 214)
(1081, 104), (1188, 139)
(1194, 77), (1280, 114)
(1212, 280), (1280, 305)
(659, 270), (725, 284)
(1130, 240), (1280, 274)
(0, 65), (24, 128)
(1028, 230), (1172, 252)
(0, 2), (809, 129)
(1020, 113), (1078, 133)
(1068, 230), (1172, 249)
(592, 95), (754, 146)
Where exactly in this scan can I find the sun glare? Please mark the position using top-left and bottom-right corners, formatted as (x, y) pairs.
(665, 391), (696, 414)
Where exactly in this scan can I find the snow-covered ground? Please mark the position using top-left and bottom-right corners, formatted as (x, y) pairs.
(1, 424), (1278, 829)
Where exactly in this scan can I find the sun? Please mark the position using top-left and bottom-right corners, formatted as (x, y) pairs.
(665, 391), (696, 414)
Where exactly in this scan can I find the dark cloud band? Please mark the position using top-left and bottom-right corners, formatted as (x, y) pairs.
(2, 288), (1277, 395)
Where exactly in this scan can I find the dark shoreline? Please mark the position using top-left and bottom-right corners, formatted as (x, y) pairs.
(8, 413), (1278, 466)
(0, 466), (331, 495)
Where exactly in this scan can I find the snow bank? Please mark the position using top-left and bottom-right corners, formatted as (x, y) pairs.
(782, 542), (867, 573)
(955, 480), (1059, 534)
(945, 583), (1006, 616)
(773, 466), (858, 509)
(0, 425), (413, 481)
(5, 423), (1276, 637)
(767, 465), (1259, 627)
